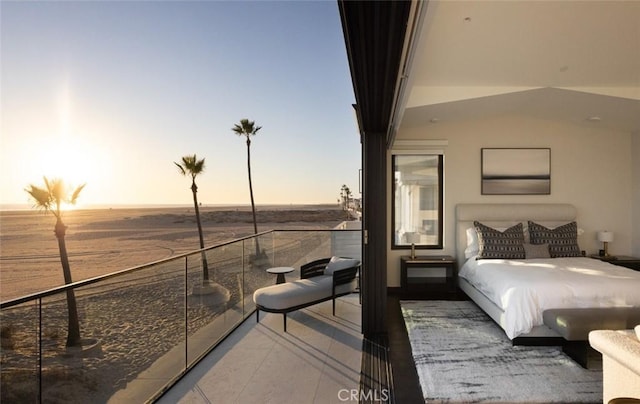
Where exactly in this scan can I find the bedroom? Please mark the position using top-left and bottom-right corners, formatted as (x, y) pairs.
(340, 1), (640, 400)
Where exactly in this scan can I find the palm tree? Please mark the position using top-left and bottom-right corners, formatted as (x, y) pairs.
(174, 154), (209, 281)
(232, 119), (263, 259)
(341, 185), (352, 219)
(345, 186), (352, 210)
(25, 177), (85, 347)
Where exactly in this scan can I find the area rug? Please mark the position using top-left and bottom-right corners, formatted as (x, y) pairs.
(400, 300), (602, 403)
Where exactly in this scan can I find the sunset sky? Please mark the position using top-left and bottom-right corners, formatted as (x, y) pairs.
(0, 1), (360, 208)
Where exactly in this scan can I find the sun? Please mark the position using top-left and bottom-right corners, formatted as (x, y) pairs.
(39, 139), (92, 184)
(30, 84), (111, 208)
(35, 136), (107, 209)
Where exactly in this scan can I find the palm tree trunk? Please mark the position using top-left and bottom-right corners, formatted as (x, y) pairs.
(192, 182), (209, 281)
(246, 138), (261, 257)
(55, 219), (81, 347)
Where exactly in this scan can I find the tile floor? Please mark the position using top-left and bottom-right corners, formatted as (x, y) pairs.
(157, 294), (363, 404)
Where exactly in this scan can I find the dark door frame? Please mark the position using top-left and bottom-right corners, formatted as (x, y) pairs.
(338, 0), (412, 337)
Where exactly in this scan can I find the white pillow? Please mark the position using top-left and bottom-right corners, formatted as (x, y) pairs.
(325, 256), (359, 275)
(522, 222), (530, 243)
(635, 325), (640, 341)
(464, 227), (479, 259)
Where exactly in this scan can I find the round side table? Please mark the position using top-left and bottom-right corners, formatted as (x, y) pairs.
(266, 266), (294, 284)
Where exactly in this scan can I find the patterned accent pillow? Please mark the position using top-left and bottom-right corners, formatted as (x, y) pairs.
(473, 221), (525, 260)
(528, 221), (581, 258)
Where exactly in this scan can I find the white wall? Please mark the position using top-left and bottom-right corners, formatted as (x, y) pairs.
(386, 114), (636, 287)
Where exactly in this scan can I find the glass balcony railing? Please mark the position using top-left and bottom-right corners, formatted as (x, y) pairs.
(0, 228), (361, 403)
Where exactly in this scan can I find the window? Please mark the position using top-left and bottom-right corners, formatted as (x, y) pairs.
(392, 154), (443, 249)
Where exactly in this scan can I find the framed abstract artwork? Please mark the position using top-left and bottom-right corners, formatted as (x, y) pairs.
(481, 148), (551, 195)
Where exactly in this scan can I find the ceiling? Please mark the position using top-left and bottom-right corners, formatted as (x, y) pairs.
(397, 0), (640, 134)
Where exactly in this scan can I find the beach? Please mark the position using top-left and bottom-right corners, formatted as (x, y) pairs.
(0, 204), (349, 302)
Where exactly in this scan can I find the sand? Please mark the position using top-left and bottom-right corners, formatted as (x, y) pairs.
(0, 204), (349, 302)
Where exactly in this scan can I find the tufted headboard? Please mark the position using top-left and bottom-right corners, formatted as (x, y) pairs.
(455, 203), (577, 266)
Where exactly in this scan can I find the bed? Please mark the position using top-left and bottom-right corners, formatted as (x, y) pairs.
(455, 203), (640, 341)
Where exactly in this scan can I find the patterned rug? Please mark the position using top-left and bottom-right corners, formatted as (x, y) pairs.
(400, 300), (602, 403)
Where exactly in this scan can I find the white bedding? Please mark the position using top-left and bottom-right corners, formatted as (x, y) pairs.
(459, 257), (640, 339)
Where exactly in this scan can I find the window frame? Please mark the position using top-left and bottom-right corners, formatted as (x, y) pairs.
(391, 154), (444, 250)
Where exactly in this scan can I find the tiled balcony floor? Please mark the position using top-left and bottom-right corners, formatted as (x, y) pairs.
(157, 294), (363, 404)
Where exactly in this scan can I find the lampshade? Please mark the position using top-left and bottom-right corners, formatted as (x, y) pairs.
(597, 231), (614, 243)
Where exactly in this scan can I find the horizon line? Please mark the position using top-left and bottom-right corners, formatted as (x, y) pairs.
(0, 202), (343, 211)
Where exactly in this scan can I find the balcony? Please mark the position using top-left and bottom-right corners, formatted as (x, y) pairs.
(0, 228), (385, 403)
(158, 293), (363, 403)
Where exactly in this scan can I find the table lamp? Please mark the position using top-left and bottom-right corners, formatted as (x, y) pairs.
(597, 231), (614, 258)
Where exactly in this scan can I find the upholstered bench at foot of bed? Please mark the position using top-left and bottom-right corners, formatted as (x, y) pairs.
(543, 307), (640, 368)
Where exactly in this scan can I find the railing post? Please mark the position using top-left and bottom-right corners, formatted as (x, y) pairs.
(184, 255), (188, 372)
(242, 247), (245, 316)
(272, 233), (276, 267)
(242, 240), (245, 315)
(38, 297), (42, 404)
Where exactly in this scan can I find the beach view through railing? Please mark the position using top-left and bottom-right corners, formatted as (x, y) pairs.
(1, 228), (362, 403)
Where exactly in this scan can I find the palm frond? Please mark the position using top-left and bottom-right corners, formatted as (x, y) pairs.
(25, 184), (53, 211)
(25, 176), (84, 217)
(45, 178), (67, 217)
(194, 158), (205, 173)
(232, 123), (243, 136)
(176, 154), (205, 177)
(47, 178), (65, 208)
(183, 155), (194, 166)
(232, 119), (261, 137)
(69, 184), (86, 205)
(174, 161), (187, 176)
(44, 177), (53, 193)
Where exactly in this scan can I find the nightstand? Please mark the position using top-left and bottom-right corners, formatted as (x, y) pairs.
(400, 255), (457, 298)
(589, 255), (640, 271)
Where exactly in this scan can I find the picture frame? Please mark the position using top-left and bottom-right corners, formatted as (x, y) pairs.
(481, 148), (551, 195)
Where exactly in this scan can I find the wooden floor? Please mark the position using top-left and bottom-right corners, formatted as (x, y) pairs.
(360, 334), (393, 403)
(358, 292), (459, 404)
(386, 293), (424, 403)
(383, 290), (471, 403)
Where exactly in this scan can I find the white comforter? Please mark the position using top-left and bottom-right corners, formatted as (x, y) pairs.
(459, 257), (640, 339)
